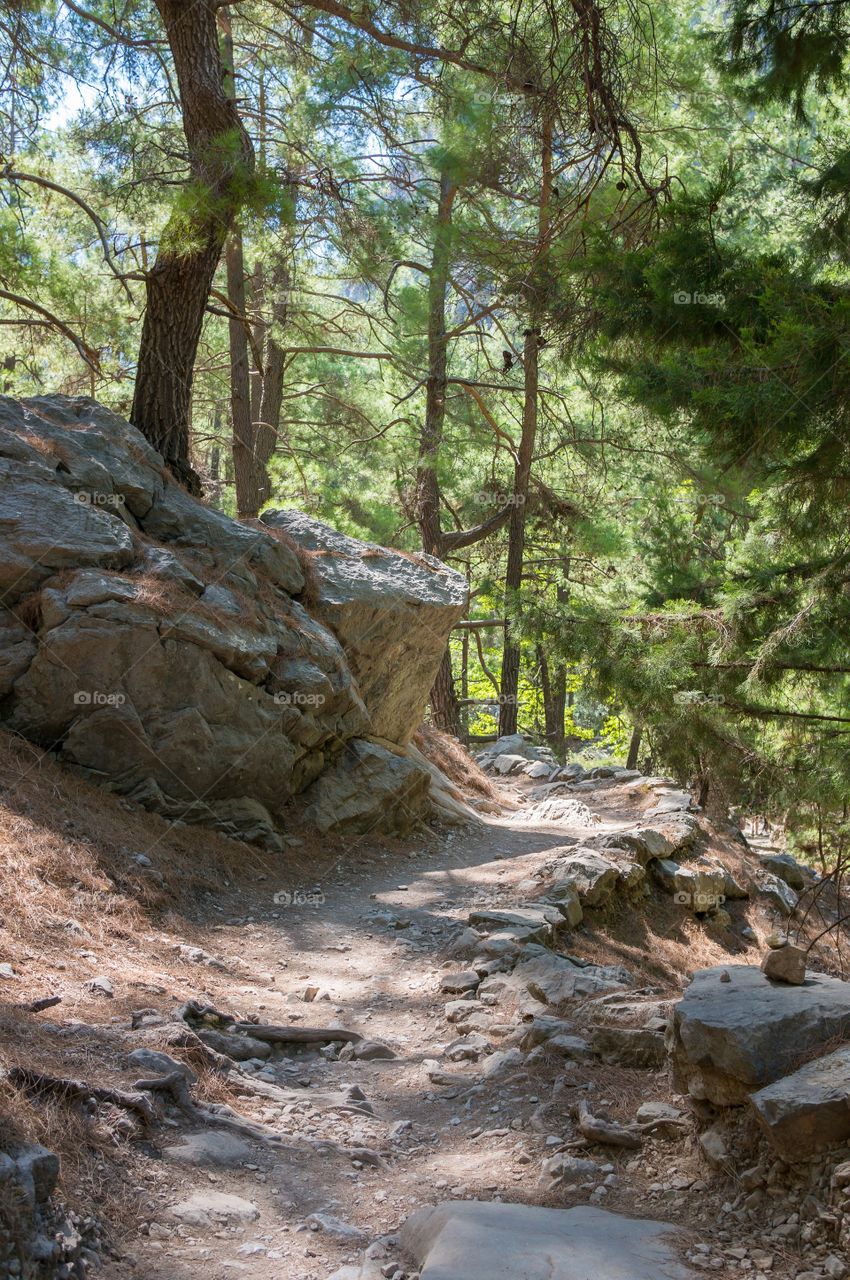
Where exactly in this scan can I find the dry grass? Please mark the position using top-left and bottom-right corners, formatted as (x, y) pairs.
(413, 725), (501, 800)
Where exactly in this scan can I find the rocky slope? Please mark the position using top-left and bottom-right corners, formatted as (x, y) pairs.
(0, 395), (467, 843)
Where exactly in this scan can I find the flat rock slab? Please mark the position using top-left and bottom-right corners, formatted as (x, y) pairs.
(169, 1191), (259, 1226)
(751, 1045), (850, 1161)
(162, 1131), (253, 1167)
(670, 965), (850, 1104)
(400, 1202), (695, 1280)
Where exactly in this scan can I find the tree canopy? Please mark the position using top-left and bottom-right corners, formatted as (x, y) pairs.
(3, 0), (850, 858)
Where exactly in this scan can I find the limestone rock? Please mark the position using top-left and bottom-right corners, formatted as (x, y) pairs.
(760, 943), (807, 985)
(546, 848), (620, 907)
(757, 873), (799, 917)
(0, 395), (464, 839)
(302, 739), (430, 834)
(750, 1045), (850, 1161)
(400, 1201), (696, 1280)
(758, 852), (809, 892)
(262, 508), (467, 744)
(669, 965), (850, 1105)
(162, 1132), (252, 1167)
(513, 946), (631, 1006)
(169, 1191), (259, 1226)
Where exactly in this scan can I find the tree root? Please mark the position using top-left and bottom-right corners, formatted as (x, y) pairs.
(7, 1066), (156, 1124)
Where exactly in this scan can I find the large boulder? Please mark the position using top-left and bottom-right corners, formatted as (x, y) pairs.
(399, 1201), (696, 1280)
(261, 509), (467, 744)
(0, 396), (460, 838)
(669, 965), (850, 1104)
(750, 1045), (850, 1161)
(301, 738), (430, 834)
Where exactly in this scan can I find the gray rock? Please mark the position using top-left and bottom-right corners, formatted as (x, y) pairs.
(0, 396), (465, 839)
(302, 739), (430, 835)
(439, 971), (480, 994)
(162, 1132), (252, 1166)
(467, 905), (567, 945)
(540, 1154), (602, 1184)
(84, 975), (114, 997)
(492, 753), (529, 776)
(352, 1039), (397, 1060)
(400, 1201), (696, 1280)
(670, 965), (850, 1105)
(758, 873), (799, 917)
(513, 946), (631, 1006)
(169, 1192), (259, 1226)
(653, 860), (726, 912)
(127, 1048), (197, 1082)
(589, 1024), (666, 1068)
(750, 1045), (850, 1161)
(262, 508), (467, 744)
(546, 848), (620, 907)
(758, 852), (808, 892)
(636, 1102), (683, 1124)
(761, 943), (807, 985)
(698, 1127), (730, 1169)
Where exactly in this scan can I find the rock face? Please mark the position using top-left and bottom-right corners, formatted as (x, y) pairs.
(261, 509), (467, 744)
(400, 1201), (696, 1280)
(0, 396), (460, 838)
(750, 1045), (850, 1161)
(0, 1141), (99, 1278)
(301, 738), (430, 835)
(669, 965), (850, 1104)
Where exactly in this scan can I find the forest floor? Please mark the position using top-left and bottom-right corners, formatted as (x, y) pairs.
(0, 735), (837, 1280)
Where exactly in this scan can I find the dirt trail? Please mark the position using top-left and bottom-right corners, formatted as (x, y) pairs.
(96, 779), (733, 1280)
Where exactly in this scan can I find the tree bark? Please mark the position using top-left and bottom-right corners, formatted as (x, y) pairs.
(418, 168), (460, 735)
(498, 110), (553, 736)
(227, 229), (257, 518)
(626, 726), (642, 770)
(130, 0), (254, 493)
(538, 644), (567, 752)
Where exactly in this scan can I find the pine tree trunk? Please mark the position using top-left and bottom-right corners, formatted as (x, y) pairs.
(130, 0), (254, 492)
(626, 726), (642, 770)
(498, 111), (553, 736)
(227, 229), (258, 518)
(538, 645), (567, 752)
(498, 324), (540, 735)
(418, 168), (459, 735)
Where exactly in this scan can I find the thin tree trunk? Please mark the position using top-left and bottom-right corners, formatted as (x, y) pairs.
(255, 261), (289, 507)
(498, 110), (553, 736)
(626, 726), (642, 770)
(538, 645), (567, 752)
(131, 0), (254, 493)
(418, 168), (459, 734)
(227, 228), (257, 518)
